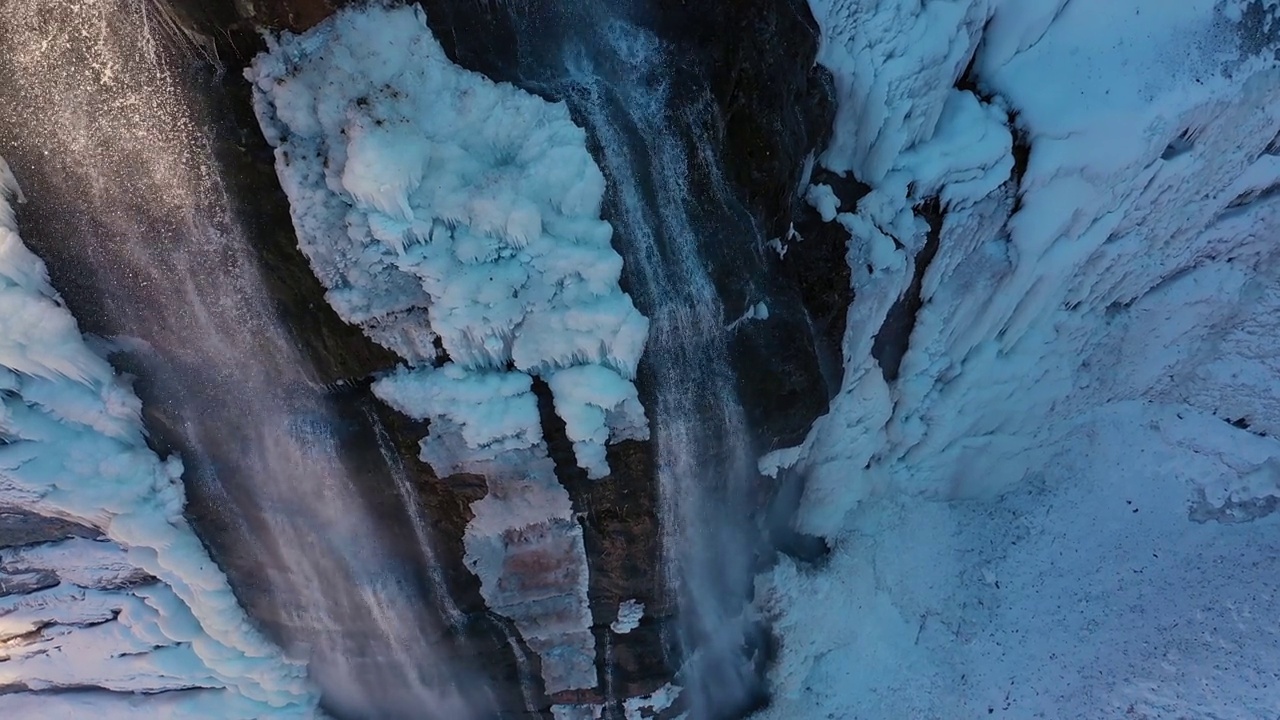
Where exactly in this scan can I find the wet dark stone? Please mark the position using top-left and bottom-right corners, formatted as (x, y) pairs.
(0, 569), (60, 597)
(0, 509), (101, 549)
(166, 0), (346, 36)
(649, 0), (838, 451)
(653, 0), (833, 243)
(779, 167), (868, 399)
(160, 3), (844, 716)
(418, 0), (839, 452)
(57, 6), (542, 715)
(871, 198), (943, 383)
(245, 0), (350, 32)
(357, 399), (548, 718)
(531, 379), (671, 708)
(416, 0), (523, 81)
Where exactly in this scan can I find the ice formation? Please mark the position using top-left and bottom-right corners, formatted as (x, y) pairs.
(764, 0), (1280, 717)
(247, 4), (651, 693)
(609, 598), (644, 635)
(248, 3), (648, 480)
(0, 161), (317, 716)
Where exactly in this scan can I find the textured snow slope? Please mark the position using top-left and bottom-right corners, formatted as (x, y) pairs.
(768, 0), (1280, 716)
(249, 5), (650, 695)
(0, 161), (318, 715)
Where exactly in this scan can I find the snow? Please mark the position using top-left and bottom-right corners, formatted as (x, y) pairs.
(805, 182), (839, 222)
(551, 704), (605, 720)
(761, 402), (1280, 720)
(0, 688), (316, 719)
(546, 364), (647, 478)
(0, 159), (317, 714)
(794, 0), (1280, 527)
(773, 0), (1280, 716)
(807, 0), (992, 183)
(248, 2), (649, 480)
(726, 301), (771, 332)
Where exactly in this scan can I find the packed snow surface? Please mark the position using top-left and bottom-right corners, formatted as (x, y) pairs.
(0, 160), (317, 715)
(770, 0), (1280, 717)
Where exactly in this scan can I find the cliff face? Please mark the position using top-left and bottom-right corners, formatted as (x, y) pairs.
(157, 0), (841, 716)
(0, 151), (316, 714)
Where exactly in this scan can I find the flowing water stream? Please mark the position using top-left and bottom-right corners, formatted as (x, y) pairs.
(509, 4), (769, 715)
(0, 2), (489, 717)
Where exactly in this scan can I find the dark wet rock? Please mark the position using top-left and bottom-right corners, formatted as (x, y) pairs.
(0, 569), (60, 597)
(242, 0), (349, 32)
(158, 2), (842, 714)
(166, 0), (344, 37)
(533, 380), (671, 707)
(203, 43), (399, 385)
(119, 6), (544, 714)
(418, 0), (839, 451)
(0, 509), (101, 549)
(416, 0), (523, 81)
(371, 400), (554, 716)
(871, 198), (943, 383)
(645, 0), (838, 450)
(655, 0), (833, 243)
(778, 167), (868, 399)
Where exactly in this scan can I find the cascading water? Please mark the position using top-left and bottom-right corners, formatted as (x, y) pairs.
(368, 406), (467, 633)
(571, 33), (765, 719)
(500, 4), (770, 715)
(0, 2), (490, 718)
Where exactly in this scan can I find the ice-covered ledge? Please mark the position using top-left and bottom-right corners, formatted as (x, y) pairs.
(247, 4), (653, 695)
(0, 160), (317, 716)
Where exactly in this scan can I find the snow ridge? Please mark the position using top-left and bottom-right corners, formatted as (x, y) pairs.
(0, 159), (318, 717)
